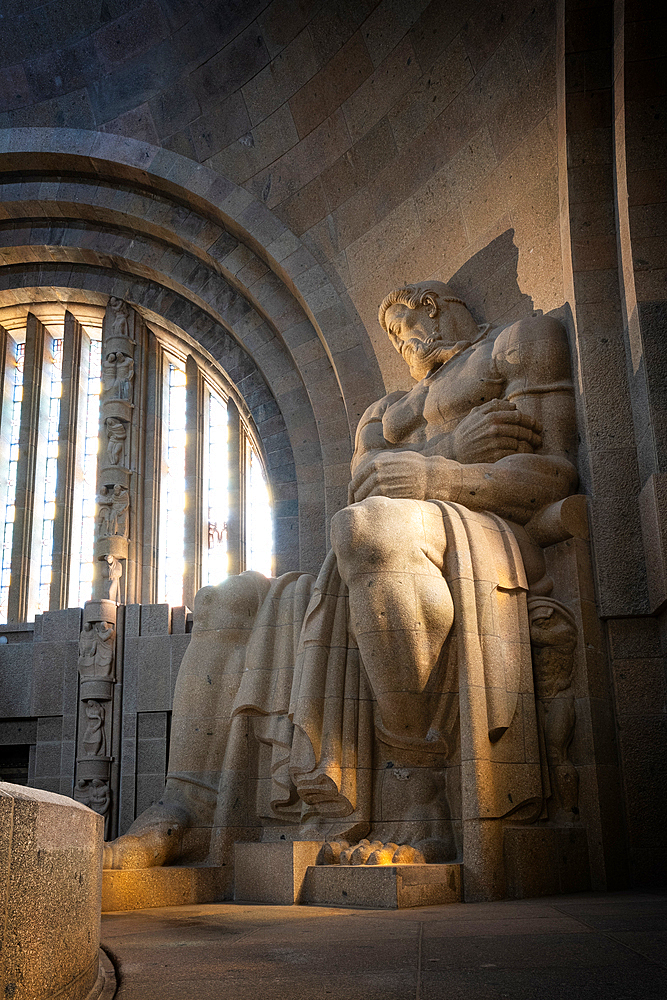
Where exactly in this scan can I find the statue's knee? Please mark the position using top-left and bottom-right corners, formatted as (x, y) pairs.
(332, 497), (416, 566)
(193, 572), (269, 631)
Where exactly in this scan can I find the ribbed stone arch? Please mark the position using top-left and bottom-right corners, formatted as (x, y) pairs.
(0, 127), (386, 567)
(0, 269), (318, 575)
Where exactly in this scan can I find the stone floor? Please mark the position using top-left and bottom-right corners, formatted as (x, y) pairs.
(101, 890), (667, 999)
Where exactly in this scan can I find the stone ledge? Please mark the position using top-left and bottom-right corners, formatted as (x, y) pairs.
(301, 864), (462, 909)
(102, 866), (228, 912)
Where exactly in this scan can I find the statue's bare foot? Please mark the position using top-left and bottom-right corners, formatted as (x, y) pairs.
(319, 836), (453, 866)
(103, 803), (192, 869)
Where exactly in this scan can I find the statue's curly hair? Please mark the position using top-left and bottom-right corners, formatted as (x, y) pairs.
(378, 281), (467, 333)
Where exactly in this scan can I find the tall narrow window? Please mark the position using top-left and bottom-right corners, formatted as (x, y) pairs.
(160, 361), (187, 606)
(246, 441), (273, 578)
(205, 389), (228, 586)
(74, 336), (102, 608)
(35, 337), (63, 615)
(0, 343), (25, 622)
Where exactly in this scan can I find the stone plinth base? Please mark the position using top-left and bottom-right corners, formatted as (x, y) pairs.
(503, 826), (590, 898)
(102, 865), (228, 912)
(234, 841), (322, 904)
(0, 781), (103, 1000)
(301, 863), (462, 909)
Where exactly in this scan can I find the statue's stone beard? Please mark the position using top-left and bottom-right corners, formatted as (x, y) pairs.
(401, 336), (466, 380)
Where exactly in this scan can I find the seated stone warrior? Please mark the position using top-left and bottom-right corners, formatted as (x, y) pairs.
(105, 281), (578, 895)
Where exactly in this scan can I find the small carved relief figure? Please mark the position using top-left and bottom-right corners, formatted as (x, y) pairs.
(101, 352), (134, 401)
(74, 778), (111, 838)
(529, 598), (579, 823)
(96, 486), (113, 539)
(115, 353), (134, 401)
(105, 418), (127, 466)
(108, 296), (130, 339)
(78, 621), (97, 674)
(101, 554), (122, 603)
(94, 622), (116, 677)
(109, 484), (129, 537)
(82, 700), (106, 757)
(101, 352), (118, 399)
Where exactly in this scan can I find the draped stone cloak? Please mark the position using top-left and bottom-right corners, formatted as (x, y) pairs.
(227, 500), (543, 840)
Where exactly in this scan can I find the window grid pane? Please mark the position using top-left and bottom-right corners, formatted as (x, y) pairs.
(246, 441), (273, 578)
(206, 390), (228, 586)
(35, 338), (63, 614)
(0, 343), (25, 622)
(160, 361), (187, 607)
(75, 336), (102, 608)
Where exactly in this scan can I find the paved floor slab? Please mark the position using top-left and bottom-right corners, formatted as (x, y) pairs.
(101, 891), (667, 999)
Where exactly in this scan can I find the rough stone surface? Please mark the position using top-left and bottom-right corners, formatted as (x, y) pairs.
(0, 781), (103, 1000)
(102, 865), (227, 912)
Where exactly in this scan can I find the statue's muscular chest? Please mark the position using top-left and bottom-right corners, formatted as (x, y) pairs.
(382, 339), (504, 446)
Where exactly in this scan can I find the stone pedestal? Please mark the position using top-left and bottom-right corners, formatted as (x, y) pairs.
(0, 781), (103, 1000)
(102, 865), (228, 912)
(234, 841), (322, 904)
(301, 864), (462, 909)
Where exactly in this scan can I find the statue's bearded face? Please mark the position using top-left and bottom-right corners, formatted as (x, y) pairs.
(384, 302), (450, 379)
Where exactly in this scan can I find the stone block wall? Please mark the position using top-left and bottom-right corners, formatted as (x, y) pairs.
(0, 605), (192, 841)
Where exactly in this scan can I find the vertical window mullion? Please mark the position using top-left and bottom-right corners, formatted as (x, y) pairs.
(0, 332), (20, 623)
(7, 314), (50, 623)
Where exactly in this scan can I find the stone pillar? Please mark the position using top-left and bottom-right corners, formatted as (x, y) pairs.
(184, 354), (205, 610)
(50, 311), (87, 611)
(75, 297), (145, 836)
(74, 598), (118, 840)
(7, 314), (50, 623)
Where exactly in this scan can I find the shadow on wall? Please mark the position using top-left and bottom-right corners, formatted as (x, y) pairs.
(447, 229), (536, 326)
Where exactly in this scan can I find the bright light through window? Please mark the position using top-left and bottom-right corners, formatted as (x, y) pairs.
(0, 343), (25, 622)
(246, 443), (273, 578)
(75, 336), (102, 608)
(160, 361), (187, 606)
(35, 338), (63, 614)
(206, 389), (229, 586)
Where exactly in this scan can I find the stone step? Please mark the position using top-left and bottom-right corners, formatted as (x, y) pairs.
(233, 841), (462, 909)
(302, 863), (462, 909)
(102, 865), (228, 912)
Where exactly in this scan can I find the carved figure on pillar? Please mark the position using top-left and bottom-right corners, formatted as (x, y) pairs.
(95, 486), (113, 540)
(101, 352), (134, 402)
(529, 598), (579, 822)
(109, 485), (130, 538)
(74, 778), (112, 838)
(82, 700), (106, 757)
(100, 555), (123, 603)
(105, 282), (581, 898)
(108, 296), (131, 339)
(105, 418), (127, 466)
(78, 621), (97, 672)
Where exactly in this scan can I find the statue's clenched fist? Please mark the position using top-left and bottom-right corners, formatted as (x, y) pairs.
(452, 399), (542, 464)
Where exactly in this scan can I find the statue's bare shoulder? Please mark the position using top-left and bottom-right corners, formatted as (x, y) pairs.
(492, 315), (572, 392)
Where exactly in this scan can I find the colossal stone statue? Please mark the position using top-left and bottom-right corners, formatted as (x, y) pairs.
(104, 282), (579, 898)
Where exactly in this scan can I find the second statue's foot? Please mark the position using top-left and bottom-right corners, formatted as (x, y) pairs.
(317, 837), (452, 866)
(103, 803), (192, 869)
